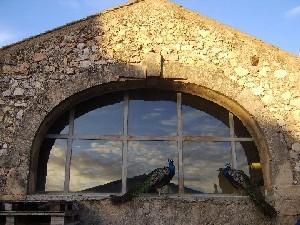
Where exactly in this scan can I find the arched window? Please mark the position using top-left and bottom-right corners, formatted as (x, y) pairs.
(36, 89), (263, 194)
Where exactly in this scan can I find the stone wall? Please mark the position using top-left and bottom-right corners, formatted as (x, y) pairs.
(0, 0), (299, 224)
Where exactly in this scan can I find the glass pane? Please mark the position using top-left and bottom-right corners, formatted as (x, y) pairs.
(236, 142), (263, 186)
(129, 90), (177, 136)
(37, 139), (67, 192)
(183, 142), (231, 194)
(70, 140), (122, 193)
(74, 93), (123, 135)
(234, 116), (251, 137)
(47, 111), (69, 134)
(128, 141), (178, 194)
(182, 94), (230, 136)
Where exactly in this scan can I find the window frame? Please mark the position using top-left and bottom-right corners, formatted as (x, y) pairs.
(43, 91), (254, 195)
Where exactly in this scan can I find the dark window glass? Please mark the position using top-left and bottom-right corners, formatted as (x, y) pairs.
(69, 140), (122, 193)
(236, 142), (263, 186)
(129, 90), (177, 136)
(74, 93), (123, 135)
(47, 111), (69, 135)
(182, 94), (230, 136)
(234, 116), (251, 137)
(37, 139), (67, 192)
(183, 142), (231, 194)
(127, 141), (178, 194)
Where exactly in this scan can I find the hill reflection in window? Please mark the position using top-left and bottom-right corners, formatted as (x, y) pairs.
(37, 90), (263, 195)
(69, 140), (122, 192)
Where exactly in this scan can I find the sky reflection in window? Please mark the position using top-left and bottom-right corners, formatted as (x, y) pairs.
(129, 91), (177, 136)
(69, 140), (122, 193)
(183, 142), (231, 194)
(74, 94), (123, 135)
(45, 139), (67, 192)
(182, 94), (229, 136)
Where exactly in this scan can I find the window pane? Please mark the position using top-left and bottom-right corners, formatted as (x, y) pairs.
(69, 140), (122, 193)
(183, 142), (231, 194)
(128, 141), (178, 194)
(182, 94), (230, 136)
(74, 93), (123, 135)
(129, 90), (177, 136)
(236, 142), (263, 186)
(234, 116), (251, 137)
(47, 111), (69, 135)
(37, 139), (67, 192)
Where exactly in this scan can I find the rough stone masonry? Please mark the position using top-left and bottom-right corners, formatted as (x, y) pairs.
(0, 0), (299, 224)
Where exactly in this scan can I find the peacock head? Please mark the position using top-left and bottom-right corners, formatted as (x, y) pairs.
(168, 158), (174, 166)
(217, 163), (231, 172)
(225, 163), (231, 169)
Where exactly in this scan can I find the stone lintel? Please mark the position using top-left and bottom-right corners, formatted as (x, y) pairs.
(143, 52), (162, 77)
(109, 63), (146, 79)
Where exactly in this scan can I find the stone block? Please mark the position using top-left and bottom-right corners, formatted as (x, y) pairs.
(33, 52), (47, 62)
(6, 216), (15, 225)
(13, 88), (24, 96)
(51, 216), (65, 225)
(274, 69), (288, 79)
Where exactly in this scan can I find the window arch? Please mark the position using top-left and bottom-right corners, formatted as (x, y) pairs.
(35, 88), (263, 195)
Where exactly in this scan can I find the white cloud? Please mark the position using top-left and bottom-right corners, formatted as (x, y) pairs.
(0, 30), (15, 47)
(286, 5), (300, 18)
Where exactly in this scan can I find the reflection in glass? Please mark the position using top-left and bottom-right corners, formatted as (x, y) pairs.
(182, 94), (230, 136)
(47, 111), (69, 135)
(128, 141), (178, 194)
(129, 90), (177, 136)
(74, 93), (123, 135)
(41, 139), (67, 192)
(236, 143), (250, 175)
(234, 116), (251, 137)
(236, 142), (263, 186)
(183, 142), (231, 194)
(70, 140), (122, 193)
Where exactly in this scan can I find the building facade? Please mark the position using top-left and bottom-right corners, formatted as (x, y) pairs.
(0, 0), (299, 224)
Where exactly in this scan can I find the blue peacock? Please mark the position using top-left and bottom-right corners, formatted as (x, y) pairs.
(110, 159), (175, 204)
(218, 163), (277, 218)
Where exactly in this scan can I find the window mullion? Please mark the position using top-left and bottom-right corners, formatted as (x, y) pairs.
(64, 109), (75, 193)
(229, 112), (237, 169)
(122, 93), (129, 194)
(177, 93), (184, 194)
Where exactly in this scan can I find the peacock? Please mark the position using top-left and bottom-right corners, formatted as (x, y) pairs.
(110, 159), (175, 204)
(218, 163), (277, 218)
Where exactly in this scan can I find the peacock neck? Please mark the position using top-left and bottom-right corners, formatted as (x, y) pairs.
(168, 164), (175, 177)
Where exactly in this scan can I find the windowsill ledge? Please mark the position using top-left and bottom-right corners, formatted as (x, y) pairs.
(26, 193), (249, 202)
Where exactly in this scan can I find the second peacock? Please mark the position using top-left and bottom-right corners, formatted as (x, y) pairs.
(218, 163), (277, 218)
